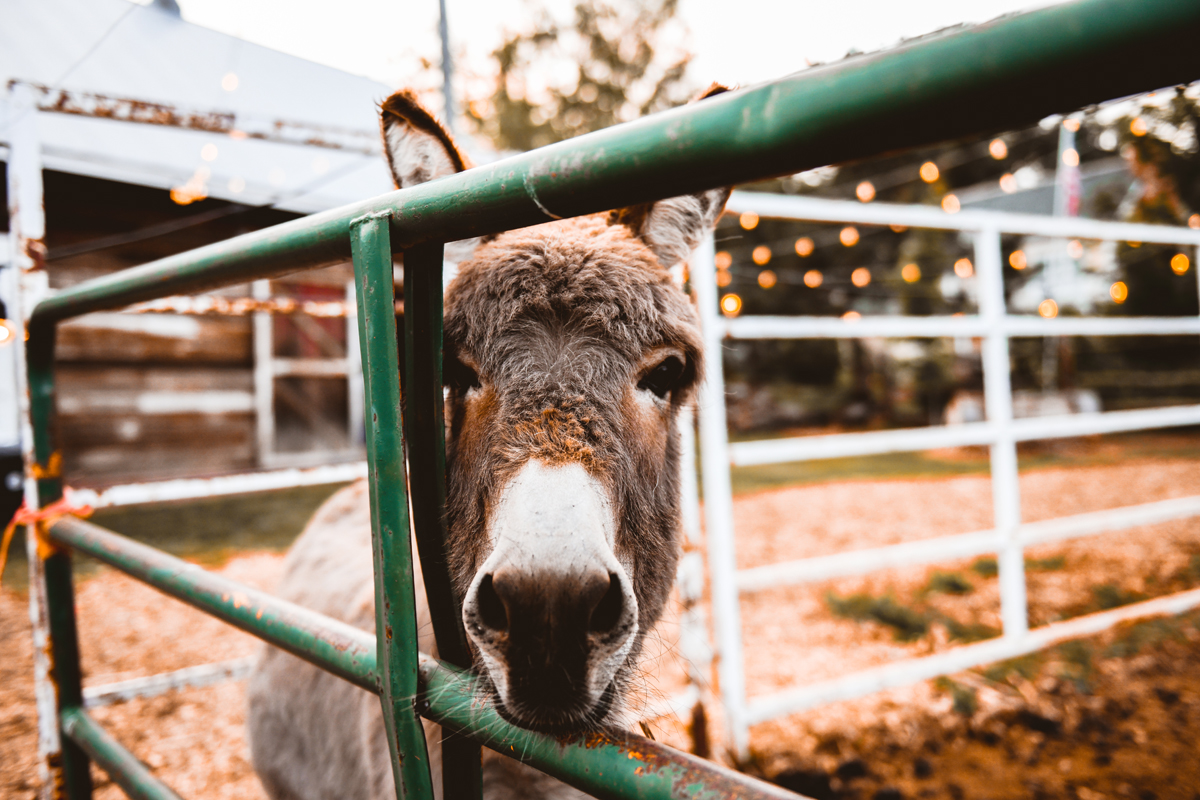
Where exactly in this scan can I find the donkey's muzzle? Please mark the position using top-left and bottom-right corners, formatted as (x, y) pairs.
(461, 460), (639, 732)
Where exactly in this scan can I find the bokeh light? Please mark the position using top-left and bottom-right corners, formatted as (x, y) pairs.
(716, 269), (732, 288)
(839, 226), (859, 247)
(842, 310), (862, 321)
(715, 251), (733, 270)
(919, 161), (939, 183)
(1110, 281), (1128, 304)
(739, 212), (759, 230)
(752, 245), (772, 265)
(856, 181), (876, 202)
(989, 139), (1008, 160)
(803, 270), (823, 288)
(757, 270), (777, 289)
(1009, 250), (1027, 270)
(942, 194), (961, 213)
(1171, 253), (1191, 275)
(999, 173), (1017, 194)
(953, 258), (973, 278)
(720, 293), (742, 317)
(1067, 239), (1084, 259)
(1061, 148), (1079, 167)
(794, 237), (814, 257)
(1130, 117), (1148, 137)
(1038, 299), (1059, 318)
(851, 267), (871, 287)
(901, 263), (921, 283)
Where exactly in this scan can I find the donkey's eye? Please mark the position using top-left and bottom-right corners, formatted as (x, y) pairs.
(445, 357), (481, 392)
(638, 356), (685, 399)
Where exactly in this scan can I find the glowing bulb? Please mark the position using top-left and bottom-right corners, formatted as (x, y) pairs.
(901, 263), (921, 283)
(1130, 117), (1148, 137)
(794, 237), (814, 257)
(1062, 148), (1079, 167)
(1038, 299), (1059, 318)
(999, 173), (1018, 194)
(1067, 239), (1084, 259)
(757, 270), (777, 289)
(716, 269), (732, 288)
(954, 258), (973, 278)
(201, 143), (218, 162)
(803, 270), (823, 288)
(1063, 118), (1080, 132)
(715, 251), (733, 270)
(842, 310), (862, 321)
(222, 72), (239, 91)
(856, 181), (875, 202)
(989, 139), (1008, 160)
(752, 245), (772, 266)
(739, 212), (759, 230)
(0, 321), (11, 345)
(1171, 253), (1191, 275)
(1127, 241), (1141, 249)
(1189, 214), (1200, 230)
(1110, 281), (1128, 304)
(919, 161), (940, 183)
(1009, 250), (1027, 270)
(851, 267), (871, 287)
(720, 293), (743, 317)
(942, 194), (961, 214)
(839, 226), (859, 247)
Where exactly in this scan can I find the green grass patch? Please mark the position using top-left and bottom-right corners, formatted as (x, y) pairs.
(1104, 618), (1184, 659)
(934, 677), (978, 717)
(925, 571), (973, 595)
(825, 590), (998, 643)
(1026, 555), (1066, 571)
(971, 557), (998, 577)
(980, 651), (1044, 685)
(1091, 583), (1147, 611)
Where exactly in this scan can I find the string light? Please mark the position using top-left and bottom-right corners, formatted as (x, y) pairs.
(954, 258), (973, 278)
(989, 139), (1008, 160)
(842, 310), (862, 321)
(1110, 281), (1128, 303)
(1038, 299), (1058, 318)
(716, 269), (732, 288)
(851, 267), (871, 287)
(1130, 117), (1148, 137)
(1127, 241), (1141, 248)
(839, 226), (859, 247)
(720, 293), (742, 317)
(715, 251), (733, 270)
(1063, 118), (1081, 132)
(1171, 253), (1191, 275)
(1009, 250), (1027, 270)
(889, 224), (908, 233)
(942, 194), (961, 214)
(757, 270), (777, 289)
(999, 173), (1018, 193)
(1067, 239), (1084, 259)
(856, 181), (876, 202)
(1189, 214), (1200, 230)
(0, 320), (12, 345)
(1062, 148), (1079, 167)
(752, 245), (772, 265)
(803, 270), (823, 288)
(739, 212), (759, 230)
(901, 263), (921, 283)
(919, 161), (940, 183)
(794, 237), (814, 257)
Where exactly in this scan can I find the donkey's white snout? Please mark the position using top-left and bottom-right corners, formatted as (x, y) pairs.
(462, 460), (639, 731)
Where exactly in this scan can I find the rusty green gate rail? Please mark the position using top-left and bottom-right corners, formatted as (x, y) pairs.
(19, 0), (1200, 798)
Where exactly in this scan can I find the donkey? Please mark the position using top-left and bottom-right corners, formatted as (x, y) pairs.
(247, 87), (730, 800)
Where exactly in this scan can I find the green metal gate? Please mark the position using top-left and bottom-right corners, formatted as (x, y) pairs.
(14, 0), (1200, 798)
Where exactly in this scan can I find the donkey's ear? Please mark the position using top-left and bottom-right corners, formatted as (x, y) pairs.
(609, 84), (734, 269)
(380, 90), (469, 189)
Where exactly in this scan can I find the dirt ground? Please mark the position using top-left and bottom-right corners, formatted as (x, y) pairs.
(3, 453), (1200, 800)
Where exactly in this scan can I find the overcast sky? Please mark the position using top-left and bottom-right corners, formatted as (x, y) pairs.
(174, 0), (1065, 95)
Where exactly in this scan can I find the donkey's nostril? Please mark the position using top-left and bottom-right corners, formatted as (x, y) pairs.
(588, 572), (624, 634)
(476, 573), (509, 632)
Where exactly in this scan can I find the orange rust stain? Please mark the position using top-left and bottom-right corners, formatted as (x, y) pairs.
(231, 592), (250, 609)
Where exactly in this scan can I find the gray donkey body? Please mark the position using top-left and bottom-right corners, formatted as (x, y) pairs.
(247, 88), (731, 800)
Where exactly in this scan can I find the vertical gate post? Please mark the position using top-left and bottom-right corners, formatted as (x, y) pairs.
(349, 213), (435, 800)
(975, 226), (1028, 639)
(401, 242), (483, 800)
(252, 279), (274, 467)
(691, 231), (750, 761)
(7, 82), (93, 800)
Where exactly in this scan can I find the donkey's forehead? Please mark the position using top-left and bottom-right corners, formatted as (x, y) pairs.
(445, 216), (697, 359)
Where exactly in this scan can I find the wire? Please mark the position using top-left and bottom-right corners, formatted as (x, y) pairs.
(45, 157), (376, 261)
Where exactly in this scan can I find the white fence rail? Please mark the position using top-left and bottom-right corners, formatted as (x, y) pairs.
(696, 191), (1200, 759)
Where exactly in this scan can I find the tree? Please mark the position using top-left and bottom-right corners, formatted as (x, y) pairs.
(466, 0), (692, 152)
